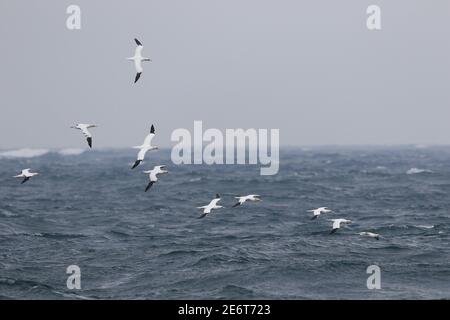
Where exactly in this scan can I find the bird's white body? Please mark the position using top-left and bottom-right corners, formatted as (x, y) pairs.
(131, 125), (158, 169)
(144, 165), (168, 182)
(233, 194), (261, 207)
(14, 169), (38, 178)
(134, 132), (157, 161)
(14, 169), (39, 183)
(143, 165), (168, 192)
(329, 218), (352, 233)
(308, 207), (332, 219)
(198, 198), (223, 214)
(198, 196), (223, 216)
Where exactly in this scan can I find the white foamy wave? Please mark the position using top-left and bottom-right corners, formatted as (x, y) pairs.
(406, 168), (432, 175)
(58, 148), (86, 156)
(415, 225), (434, 229)
(0, 148), (49, 158)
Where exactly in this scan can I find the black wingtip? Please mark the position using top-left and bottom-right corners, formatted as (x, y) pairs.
(150, 125), (155, 134)
(216, 193), (220, 199)
(87, 137), (92, 148)
(134, 38), (142, 46)
(311, 215), (318, 220)
(131, 160), (141, 169)
(145, 181), (154, 192)
(21, 177), (30, 184)
(232, 202), (240, 208)
(134, 72), (142, 83)
(197, 213), (207, 219)
(330, 228), (338, 234)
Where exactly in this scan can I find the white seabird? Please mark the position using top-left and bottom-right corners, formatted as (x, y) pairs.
(232, 194), (261, 207)
(70, 123), (97, 148)
(14, 169), (39, 184)
(329, 219), (352, 234)
(197, 194), (223, 219)
(359, 232), (380, 240)
(308, 207), (332, 220)
(143, 165), (168, 192)
(131, 124), (158, 169)
(127, 38), (152, 83)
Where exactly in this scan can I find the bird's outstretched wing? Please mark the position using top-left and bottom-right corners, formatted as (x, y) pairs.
(143, 126), (155, 145)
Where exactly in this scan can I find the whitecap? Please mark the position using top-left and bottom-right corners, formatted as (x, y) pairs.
(406, 168), (432, 175)
(415, 225), (434, 229)
(0, 148), (49, 158)
(58, 148), (86, 156)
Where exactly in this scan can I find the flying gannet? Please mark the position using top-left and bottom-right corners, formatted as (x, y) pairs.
(232, 194), (261, 207)
(14, 169), (39, 184)
(359, 232), (380, 240)
(197, 194), (223, 219)
(70, 124), (97, 148)
(143, 165), (168, 192)
(131, 124), (158, 169)
(127, 38), (152, 83)
(308, 207), (332, 220)
(329, 219), (352, 234)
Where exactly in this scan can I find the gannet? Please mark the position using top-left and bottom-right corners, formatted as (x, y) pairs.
(70, 124), (97, 148)
(14, 169), (39, 184)
(329, 219), (352, 234)
(143, 165), (168, 192)
(131, 124), (158, 169)
(127, 38), (152, 83)
(232, 194), (261, 207)
(197, 194), (223, 219)
(308, 207), (332, 220)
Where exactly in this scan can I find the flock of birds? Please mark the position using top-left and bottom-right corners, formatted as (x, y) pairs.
(10, 39), (380, 238)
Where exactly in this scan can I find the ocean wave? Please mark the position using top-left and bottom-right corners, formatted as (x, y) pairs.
(58, 148), (86, 156)
(415, 225), (434, 229)
(407, 168), (433, 175)
(0, 148), (49, 158)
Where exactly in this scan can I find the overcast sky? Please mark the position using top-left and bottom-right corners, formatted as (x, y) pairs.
(0, 0), (449, 149)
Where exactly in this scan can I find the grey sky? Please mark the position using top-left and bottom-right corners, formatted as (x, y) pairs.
(0, 0), (449, 149)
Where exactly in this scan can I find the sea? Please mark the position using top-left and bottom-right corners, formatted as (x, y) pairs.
(0, 146), (449, 299)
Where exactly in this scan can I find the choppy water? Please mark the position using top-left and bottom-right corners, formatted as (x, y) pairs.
(0, 146), (449, 299)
